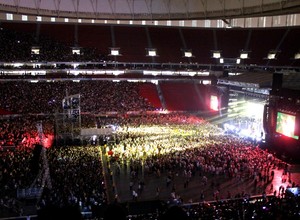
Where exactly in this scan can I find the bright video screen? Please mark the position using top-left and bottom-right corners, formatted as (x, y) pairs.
(210, 95), (219, 111)
(276, 112), (299, 139)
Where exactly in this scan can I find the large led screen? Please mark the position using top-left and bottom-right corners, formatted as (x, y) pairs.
(276, 112), (299, 139)
(210, 95), (219, 111)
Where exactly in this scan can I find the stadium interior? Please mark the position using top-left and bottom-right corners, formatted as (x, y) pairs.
(1, 0), (300, 219)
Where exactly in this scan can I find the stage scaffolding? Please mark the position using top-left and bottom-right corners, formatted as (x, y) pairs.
(55, 94), (81, 145)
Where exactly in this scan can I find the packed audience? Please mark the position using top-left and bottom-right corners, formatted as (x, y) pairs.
(1, 113), (300, 219)
(0, 145), (36, 217)
(0, 27), (103, 62)
(1, 23), (300, 220)
(0, 115), (54, 217)
(0, 81), (156, 114)
(38, 146), (107, 213)
(107, 114), (290, 195)
(0, 115), (54, 148)
(0, 115), (107, 217)
(97, 113), (300, 219)
(1, 90), (300, 220)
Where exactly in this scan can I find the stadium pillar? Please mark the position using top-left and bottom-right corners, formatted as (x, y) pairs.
(294, 111), (300, 136)
(271, 73), (283, 95)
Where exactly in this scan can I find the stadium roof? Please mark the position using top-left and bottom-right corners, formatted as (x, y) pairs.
(218, 71), (300, 91)
(0, 0), (299, 21)
(218, 72), (273, 89)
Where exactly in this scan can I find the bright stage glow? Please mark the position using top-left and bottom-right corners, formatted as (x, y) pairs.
(223, 122), (263, 141)
(276, 112), (299, 139)
(228, 100), (264, 119)
(244, 102), (264, 119)
(225, 99), (265, 141)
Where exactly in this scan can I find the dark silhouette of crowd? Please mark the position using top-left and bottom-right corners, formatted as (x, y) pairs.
(0, 145), (35, 216)
(0, 27), (103, 62)
(38, 146), (107, 215)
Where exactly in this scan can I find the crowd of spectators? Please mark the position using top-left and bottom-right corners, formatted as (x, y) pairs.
(0, 115), (54, 148)
(0, 75), (299, 219)
(1, 22), (300, 220)
(0, 27), (103, 62)
(38, 146), (107, 215)
(1, 112), (300, 219)
(106, 114), (291, 195)
(98, 113), (300, 219)
(0, 115), (54, 217)
(0, 145), (36, 216)
(0, 81), (156, 114)
(0, 114), (107, 218)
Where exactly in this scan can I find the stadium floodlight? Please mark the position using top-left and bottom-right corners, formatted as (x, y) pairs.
(71, 47), (81, 55)
(31, 46), (40, 55)
(294, 52), (300, 59)
(240, 51), (250, 59)
(36, 16), (42, 22)
(212, 51), (221, 59)
(182, 49), (193, 58)
(184, 51), (192, 57)
(267, 50), (278, 59)
(109, 48), (121, 56)
(267, 53), (276, 59)
(146, 48), (157, 57)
